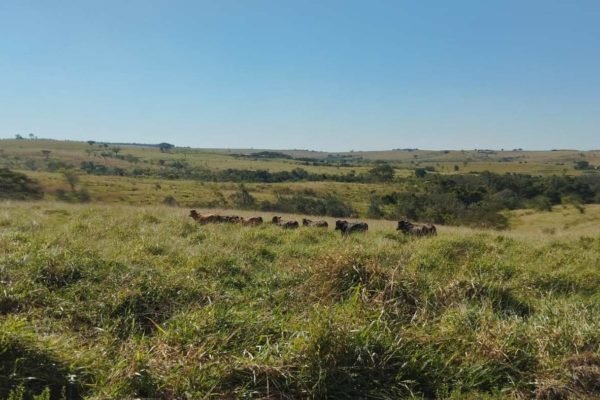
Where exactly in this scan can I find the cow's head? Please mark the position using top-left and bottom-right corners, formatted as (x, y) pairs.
(397, 220), (412, 232)
(335, 220), (347, 231)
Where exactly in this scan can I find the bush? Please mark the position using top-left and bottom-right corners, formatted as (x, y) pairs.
(0, 169), (43, 200)
(229, 185), (256, 208)
(163, 195), (178, 206)
(261, 193), (354, 218)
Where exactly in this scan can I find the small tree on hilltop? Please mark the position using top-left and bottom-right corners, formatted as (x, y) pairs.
(159, 143), (175, 153)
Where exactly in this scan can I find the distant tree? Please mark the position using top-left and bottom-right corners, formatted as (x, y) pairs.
(62, 170), (79, 191)
(230, 184), (256, 208)
(112, 147), (121, 156)
(28, 133), (35, 139)
(25, 159), (37, 171)
(367, 196), (384, 218)
(87, 140), (96, 146)
(368, 164), (395, 182)
(414, 168), (427, 178)
(574, 160), (591, 170)
(159, 143), (175, 153)
(15, 134), (24, 140)
(163, 195), (177, 206)
(41, 150), (51, 161)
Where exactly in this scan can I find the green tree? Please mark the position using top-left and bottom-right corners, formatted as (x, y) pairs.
(414, 168), (427, 178)
(62, 170), (79, 191)
(368, 164), (395, 182)
(367, 196), (384, 218)
(230, 184), (256, 208)
(159, 143), (175, 153)
(574, 160), (590, 170)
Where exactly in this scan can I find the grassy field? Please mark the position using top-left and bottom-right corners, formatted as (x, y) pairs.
(1, 201), (599, 399)
(1, 139), (599, 398)
(2, 139), (599, 176)
(8, 170), (386, 216)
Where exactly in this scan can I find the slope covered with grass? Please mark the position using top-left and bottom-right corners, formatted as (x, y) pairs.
(0, 202), (598, 399)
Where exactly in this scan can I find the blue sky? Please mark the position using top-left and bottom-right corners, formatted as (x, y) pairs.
(1, 1), (599, 150)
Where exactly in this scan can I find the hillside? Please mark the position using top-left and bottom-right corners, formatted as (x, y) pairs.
(1, 201), (599, 399)
(1, 139), (599, 231)
(2, 139), (600, 176)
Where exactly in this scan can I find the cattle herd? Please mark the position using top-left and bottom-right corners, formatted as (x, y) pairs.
(189, 209), (437, 236)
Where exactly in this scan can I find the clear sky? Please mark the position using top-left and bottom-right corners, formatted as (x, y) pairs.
(1, 1), (599, 151)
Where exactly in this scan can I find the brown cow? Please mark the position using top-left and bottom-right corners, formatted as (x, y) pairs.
(189, 210), (222, 224)
(272, 216), (299, 229)
(302, 218), (328, 228)
(189, 210), (241, 224)
(396, 220), (437, 236)
(222, 215), (242, 224)
(241, 216), (263, 226)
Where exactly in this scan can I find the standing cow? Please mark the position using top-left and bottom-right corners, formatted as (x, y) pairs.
(397, 220), (437, 236)
(335, 220), (368, 236)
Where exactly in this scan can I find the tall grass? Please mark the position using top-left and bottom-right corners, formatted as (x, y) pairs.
(0, 201), (598, 399)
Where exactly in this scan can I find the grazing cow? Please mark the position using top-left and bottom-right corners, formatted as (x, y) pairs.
(272, 216), (299, 229)
(222, 215), (242, 224)
(241, 216), (263, 226)
(302, 218), (328, 228)
(334, 220), (368, 235)
(396, 220), (437, 236)
(189, 210), (222, 225)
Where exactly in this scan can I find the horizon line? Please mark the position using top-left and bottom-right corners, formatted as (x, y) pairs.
(1, 136), (598, 153)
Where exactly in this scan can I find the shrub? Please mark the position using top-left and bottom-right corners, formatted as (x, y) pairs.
(229, 184), (256, 208)
(163, 195), (178, 206)
(0, 169), (43, 200)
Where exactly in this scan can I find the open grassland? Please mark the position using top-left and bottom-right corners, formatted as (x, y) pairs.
(509, 204), (600, 239)
(2, 139), (599, 176)
(1, 201), (598, 399)
(7, 170), (393, 215)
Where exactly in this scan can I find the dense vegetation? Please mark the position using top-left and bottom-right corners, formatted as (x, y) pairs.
(370, 172), (600, 228)
(0, 203), (598, 399)
(0, 168), (43, 200)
